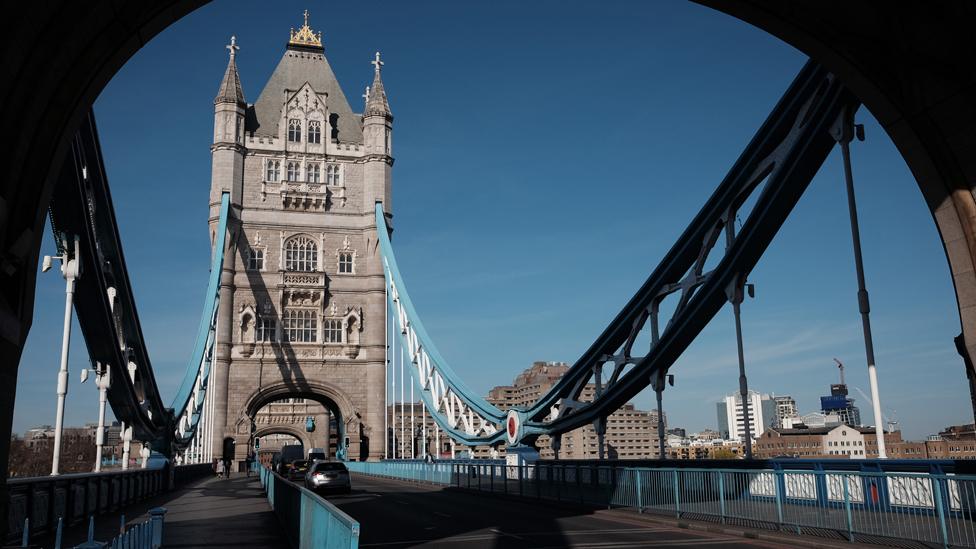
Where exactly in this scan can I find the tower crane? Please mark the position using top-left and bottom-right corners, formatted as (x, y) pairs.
(833, 358), (845, 385)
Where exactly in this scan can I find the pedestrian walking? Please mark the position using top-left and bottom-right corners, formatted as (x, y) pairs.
(215, 459), (224, 479)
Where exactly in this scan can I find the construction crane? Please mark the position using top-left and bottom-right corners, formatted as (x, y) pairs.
(833, 358), (845, 385)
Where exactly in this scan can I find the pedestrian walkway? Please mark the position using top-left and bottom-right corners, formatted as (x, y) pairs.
(162, 474), (288, 548)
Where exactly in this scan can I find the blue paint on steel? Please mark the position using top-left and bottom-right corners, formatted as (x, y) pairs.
(169, 192), (230, 444)
(375, 204), (506, 445)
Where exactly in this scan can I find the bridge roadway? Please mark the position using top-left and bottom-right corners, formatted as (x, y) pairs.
(329, 473), (834, 549)
(46, 471), (883, 548)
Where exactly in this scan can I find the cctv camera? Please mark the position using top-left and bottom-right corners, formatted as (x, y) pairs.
(42, 256), (53, 272)
(80, 369), (90, 383)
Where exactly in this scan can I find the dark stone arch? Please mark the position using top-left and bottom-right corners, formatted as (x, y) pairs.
(695, 0), (976, 411)
(3, 4), (976, 535)
(253, 424), (312, 451)
(237, 379), (361, 460)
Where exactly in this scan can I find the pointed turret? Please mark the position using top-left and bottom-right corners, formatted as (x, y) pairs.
(215, 36), (245, 106)
(364, 51), (392, 118)
(363, 51), (393, 216)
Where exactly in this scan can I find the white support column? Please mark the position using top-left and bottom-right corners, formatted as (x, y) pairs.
(422, 401), (427, 459)
(400, 342), (405, 460)
(391, 319), (397, 460)
(411, 378), (415, 459)
(93, 365), (111, 472)
(51, 236), (81, 476)
(121, 423), (132, 470)
(384, 283), (389, 460)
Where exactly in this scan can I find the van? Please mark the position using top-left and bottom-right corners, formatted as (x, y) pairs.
(308, 447), (327, 462)
(277, 445), (304, 475)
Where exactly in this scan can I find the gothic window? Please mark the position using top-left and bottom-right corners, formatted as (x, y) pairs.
(265, 160), (280, 182)
(247, 248), (265, 271)
(257, 317), (277, 342)
(284, 236), (318, 272)
(308, 120), (321, 144)
(323, 318), (343, 343)
(286, 162), (300, 182)
(283, 309), (317, 342)
(326, 164), (341, 185)
(308, 164), (320, 183)
(338, 252), (354, 274)
(288, 119), (302, 142)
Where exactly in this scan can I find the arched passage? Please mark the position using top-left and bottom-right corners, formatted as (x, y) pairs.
(234, 380), (363, 464)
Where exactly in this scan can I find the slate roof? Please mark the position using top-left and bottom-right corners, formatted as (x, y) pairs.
(365, 65), (391, 118)
(248, 46), (362, 143)
(215, 55), (245, 105)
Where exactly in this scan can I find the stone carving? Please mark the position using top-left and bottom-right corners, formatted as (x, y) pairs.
(238, 303), (257, 357)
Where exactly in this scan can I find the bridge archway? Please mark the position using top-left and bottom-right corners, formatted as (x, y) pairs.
(252, 424), (312, 452)
(236, 380), (362, 462)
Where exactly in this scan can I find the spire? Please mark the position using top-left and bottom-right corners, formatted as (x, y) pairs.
(215, 36), (245, 106)
(364, 52), (391, 117)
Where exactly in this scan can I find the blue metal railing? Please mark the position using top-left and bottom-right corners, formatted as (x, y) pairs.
(257, 465), (359, 548)
(350, 461), (976, 548)
(345, 461), (457, 485)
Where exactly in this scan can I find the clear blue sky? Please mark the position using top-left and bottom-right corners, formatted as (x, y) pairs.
(13, 0), (970, 441)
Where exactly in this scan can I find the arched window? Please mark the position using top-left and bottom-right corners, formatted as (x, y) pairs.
(288, 119), (302, 142)
(265, 160), (280, 182)
(286, 162), (300, 182)
(308, 164), (320, 183)
(283, 309), (317, 342)
(323, 319), (343, 343)
(308, 120), (321, 144)
(326, 164), (341, 185)
(284, 236), (317, 271)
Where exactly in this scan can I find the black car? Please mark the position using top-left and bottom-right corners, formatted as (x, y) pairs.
(286, 459), (311, 481)
(305, 461), (351, 494)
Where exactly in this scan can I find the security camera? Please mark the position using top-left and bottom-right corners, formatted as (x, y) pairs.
(42, 255), (53, 272)
(80, 369), (90, 383)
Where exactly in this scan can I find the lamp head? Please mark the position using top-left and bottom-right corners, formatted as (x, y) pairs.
(41, 255), (53, 272)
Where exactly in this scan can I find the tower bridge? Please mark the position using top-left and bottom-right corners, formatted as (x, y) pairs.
(3, 3), (976, 548)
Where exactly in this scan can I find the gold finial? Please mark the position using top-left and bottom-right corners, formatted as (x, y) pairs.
(289, 9), (323, 47)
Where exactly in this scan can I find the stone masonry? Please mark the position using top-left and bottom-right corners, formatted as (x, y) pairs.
(208, 13), (392, 467)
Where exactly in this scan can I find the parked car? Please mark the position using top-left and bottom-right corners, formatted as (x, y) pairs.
(286, 459), (311, 481)
(305, 461), (351, 494)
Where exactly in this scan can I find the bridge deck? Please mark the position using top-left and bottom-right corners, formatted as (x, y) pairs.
(329, 473), (829, 548)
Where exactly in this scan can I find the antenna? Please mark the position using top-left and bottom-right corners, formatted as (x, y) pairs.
(833, 358), (845, 385)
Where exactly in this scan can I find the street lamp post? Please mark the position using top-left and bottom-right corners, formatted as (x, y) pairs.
(46, 235), (81, 476)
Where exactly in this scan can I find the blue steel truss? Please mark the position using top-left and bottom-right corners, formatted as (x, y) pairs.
(170, 192), (229, 449)
(378, 60), (861, 450)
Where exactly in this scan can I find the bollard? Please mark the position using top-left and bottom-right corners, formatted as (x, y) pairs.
(21, 517), (29, 548)
(149, 507), (168, 548)
(54, 517), (64, 549)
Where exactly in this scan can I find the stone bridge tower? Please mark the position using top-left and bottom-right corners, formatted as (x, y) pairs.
(208, 12), (392, 467)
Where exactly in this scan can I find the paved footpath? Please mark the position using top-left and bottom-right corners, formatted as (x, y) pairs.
(161, 474), (288, 548)
(323, 473), (817, 549)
